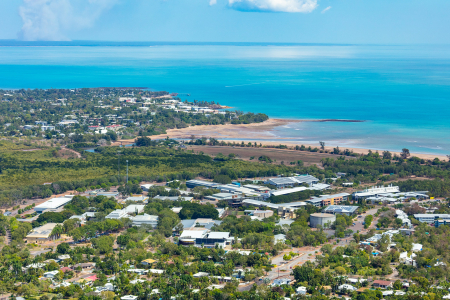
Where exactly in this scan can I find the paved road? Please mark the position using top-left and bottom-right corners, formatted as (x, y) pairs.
(238, 208), (381, 292)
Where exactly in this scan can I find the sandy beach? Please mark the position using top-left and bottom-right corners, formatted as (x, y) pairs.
(114, 119), (447, 161)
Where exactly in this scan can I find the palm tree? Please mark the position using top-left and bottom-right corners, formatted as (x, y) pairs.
(51, 224), (64, 240)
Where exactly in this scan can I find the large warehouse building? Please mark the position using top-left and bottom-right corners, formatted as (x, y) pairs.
(310, 213), (336, 228)
(34, 196), (74, 213)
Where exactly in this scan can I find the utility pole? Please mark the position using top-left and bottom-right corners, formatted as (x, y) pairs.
(126, 160), (129, 184)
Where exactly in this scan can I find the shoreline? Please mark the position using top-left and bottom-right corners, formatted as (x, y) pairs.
(113, 118), (447, 161)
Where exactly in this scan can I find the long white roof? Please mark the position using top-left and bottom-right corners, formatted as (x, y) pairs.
(35, 197), (73, 210)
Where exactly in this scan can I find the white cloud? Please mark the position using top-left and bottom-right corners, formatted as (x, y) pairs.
(18, 0), (119, 41)
(227, 0), (318, 13)
(209, 0), (217, 5)
(321, 6), (331, 13)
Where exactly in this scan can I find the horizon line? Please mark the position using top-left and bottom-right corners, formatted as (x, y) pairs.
(0, 39), (448, 47)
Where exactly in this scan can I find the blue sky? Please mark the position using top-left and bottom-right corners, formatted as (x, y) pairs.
(0, 0), (449, 44)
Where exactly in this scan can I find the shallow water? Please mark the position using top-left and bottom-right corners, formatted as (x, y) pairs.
(1, 43), (449, 155)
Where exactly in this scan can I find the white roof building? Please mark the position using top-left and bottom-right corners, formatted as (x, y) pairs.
(353, 185), (400, 199)
(122, 205), (145, 214)
(193, 272), (210, 278)
(105, 210), (129, 220)
(274, 234), (286, 244)
(266, 175), (319, 188)
(124, 195), (149, 202)
(132, 214), (158, 227)
(43, 270), (59, 278)
(34, 196), (74, 213)
(121, 296), (138, 300)
(412, 243), (422, 252)
(207, 232), (230, 239)
(338, 284), (357, 291)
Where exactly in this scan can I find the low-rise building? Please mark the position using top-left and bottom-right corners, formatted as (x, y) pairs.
(414, 214), (450, 223)
(132, 214), (158, 227)
(338, 284), (357, 292)
(322, 205), (358, 216)
(296, 286), (307, 295)
(179, 229), (232, 248)
(193, 272), (210, 278)
(305, 193), (350, 208)
(43, 270), (60, 278)
(141, 258), (156, 266)
(274, 234), (286, 244)
(25, 223), (59, 244)
(34, 196), (74, 213)
(124, 195), (148, 202)
(122, 205), (145, 215)
(266, 175), (319, 188)
(372, 280), (393, 289)
(105, 210), (129, 220)
(244, 210), (274, 218)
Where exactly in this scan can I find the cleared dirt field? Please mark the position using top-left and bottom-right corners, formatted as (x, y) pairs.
(187, 145), (355, 166)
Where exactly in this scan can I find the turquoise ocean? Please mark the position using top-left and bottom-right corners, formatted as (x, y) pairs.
(1, 42), (450, 156)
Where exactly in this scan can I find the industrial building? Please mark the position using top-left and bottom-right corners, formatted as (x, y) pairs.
(244, 210), (274, 218)
(25, 223), (59, 244)
(186, 179), (219, 189)
(242, 199), (307, 210)
(34, 196), (74, 213)
(309, 213), (336, 228)
(178, 228), (232, 248)
(268, 184), (331, 197)
(153, 196), (193, 202)
(265, 175), (319, 188)
(177, 218), (222, 231)
(322, 205), (358, 216)
(205, 193), (241, 202)
(413, 214), (450, 223)
(305, 193), (350, 207)
(242, 184), (272, 193)
(353, 185), (400, 199)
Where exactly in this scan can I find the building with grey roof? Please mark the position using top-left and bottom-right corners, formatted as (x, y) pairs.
(186, 180), (219, 189)
(322, 205), (358, 216)
(414, 214), (450, 223)
(153, 196), (193, 202)
(266, 175), (319, 188)
(132, 214), (158, 227)
(177, 218), (222, 231)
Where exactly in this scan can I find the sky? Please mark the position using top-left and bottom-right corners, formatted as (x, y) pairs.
(0, 0), (449, 44)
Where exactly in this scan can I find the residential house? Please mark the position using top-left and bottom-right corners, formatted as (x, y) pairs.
(43, 270), (60, 279)
(338, 284), (357, 292)
(141, 258), (156, 266)
(372, 280), (393, 289)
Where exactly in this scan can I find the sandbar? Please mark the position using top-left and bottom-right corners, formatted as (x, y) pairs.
(114, 119), (447, 161)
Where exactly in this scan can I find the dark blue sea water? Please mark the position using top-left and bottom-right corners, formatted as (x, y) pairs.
(1, 42), (450, 155)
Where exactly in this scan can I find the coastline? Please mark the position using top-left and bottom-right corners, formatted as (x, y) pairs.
(114, 118), (447, 161)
